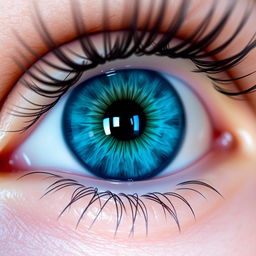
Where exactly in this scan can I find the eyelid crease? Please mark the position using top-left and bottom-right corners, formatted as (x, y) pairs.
(8, 0), (256, 133)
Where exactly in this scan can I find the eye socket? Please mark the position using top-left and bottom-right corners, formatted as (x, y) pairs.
(12, 56), (212, 182)
(2, 0), (255, 241)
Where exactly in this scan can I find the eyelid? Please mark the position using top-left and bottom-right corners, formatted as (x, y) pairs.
(0, 0), (255, 153)
(0, 0), (256, 244)
(0, 0), (253, 95)
(0, 53), (251, 159)
(0, 0), (252, 105)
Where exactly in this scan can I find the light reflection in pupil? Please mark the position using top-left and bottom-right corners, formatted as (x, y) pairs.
(103, 100), (146, 140)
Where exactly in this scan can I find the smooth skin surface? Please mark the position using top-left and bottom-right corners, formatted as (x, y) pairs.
(0, 0), (256, 255)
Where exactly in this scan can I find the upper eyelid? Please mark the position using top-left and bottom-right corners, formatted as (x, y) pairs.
(0, 0), (252, 84)
(8, 0), (254, 83)
(0, 0), (254, 124)
(13, 0), (255, 84)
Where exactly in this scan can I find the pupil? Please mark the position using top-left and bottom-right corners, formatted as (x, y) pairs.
(103, 99), (146, 140)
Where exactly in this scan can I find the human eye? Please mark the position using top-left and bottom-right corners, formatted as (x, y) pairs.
(0, 0), (256, 255)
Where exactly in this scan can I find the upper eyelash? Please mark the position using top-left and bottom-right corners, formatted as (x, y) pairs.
(18, 171), (223, 237)
(12, 0), (256, 131)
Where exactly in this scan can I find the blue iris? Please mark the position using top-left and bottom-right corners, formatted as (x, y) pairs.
(62, 69), (186, 181)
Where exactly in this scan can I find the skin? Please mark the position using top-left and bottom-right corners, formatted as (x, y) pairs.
(0, 0), (256, 255)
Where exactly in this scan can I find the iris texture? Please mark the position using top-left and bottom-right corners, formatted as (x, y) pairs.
(63, 69), (185, 181)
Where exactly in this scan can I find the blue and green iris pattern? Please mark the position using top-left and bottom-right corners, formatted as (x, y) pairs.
(62, 69), (186, 181)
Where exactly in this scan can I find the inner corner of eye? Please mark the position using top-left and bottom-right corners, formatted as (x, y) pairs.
(10, 66), (212, 183)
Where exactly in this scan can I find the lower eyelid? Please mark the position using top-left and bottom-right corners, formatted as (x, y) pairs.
(4, 171), (223, 238)
(1, 172), (256, 255)
(2, 145), (254, 240)
(2, 88), (255, 239)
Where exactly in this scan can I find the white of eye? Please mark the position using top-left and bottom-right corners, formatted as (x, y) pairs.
(12, 67), (212, 179)
(157, 73), (212, 176)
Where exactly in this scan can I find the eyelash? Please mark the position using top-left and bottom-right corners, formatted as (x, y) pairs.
(10, 0), (245, 235)
(19, 171), (222, 236)
(12, 0), (255, 131)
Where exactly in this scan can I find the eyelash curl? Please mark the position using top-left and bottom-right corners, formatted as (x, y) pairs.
(18, 171), (223, 237)
(12, 0), (256, 131)
(12, 1), (229, 235)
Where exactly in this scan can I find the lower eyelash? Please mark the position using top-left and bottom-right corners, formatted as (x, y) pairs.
(18, 172), (223, 237)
